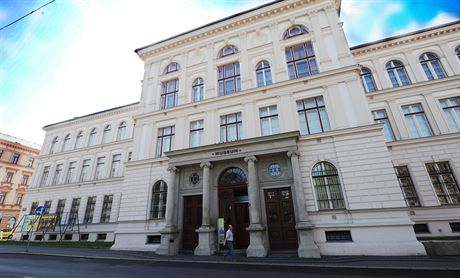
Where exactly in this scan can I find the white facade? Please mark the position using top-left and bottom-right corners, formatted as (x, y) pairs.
(19, 0), (460, 257)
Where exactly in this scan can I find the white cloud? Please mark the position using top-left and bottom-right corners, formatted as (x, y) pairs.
(392, 12), (459, 36)
(1, 0), (268, 144)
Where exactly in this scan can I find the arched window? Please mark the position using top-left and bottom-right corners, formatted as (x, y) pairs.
(312, 162), (345, 210)
(74, 131), (83, 149)
(192, 78), (204, 102)
(50, 136), (59, 154)
(419, 52), (446, 80)
(117, 121), (127, 141)
(164, 62), (180, 74)
(88, 128), (98, 146)
(62, 134), (71, 151)
(256, 60), (272, 87)
(150, 180), (167, 219)
(456, 45), (460, 60)
(218, 167), (247, 185)
(218, 45), (239, 58)
(283, 24), (308, 40)
(102, 125), (112, 144)
(360, 67), (377, 93)
(386, 60), (411, 88)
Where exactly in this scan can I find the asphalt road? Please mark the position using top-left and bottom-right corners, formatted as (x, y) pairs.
(0, 254), (458, 278)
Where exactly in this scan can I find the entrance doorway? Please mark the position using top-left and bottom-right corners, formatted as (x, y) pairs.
(182, 195), (202, 250)
(264, 187), (298, 250)
(218, 167), (250, 249)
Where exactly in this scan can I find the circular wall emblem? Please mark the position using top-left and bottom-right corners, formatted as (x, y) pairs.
(189, 173), (200, 184)
(268, 163), (282, 177)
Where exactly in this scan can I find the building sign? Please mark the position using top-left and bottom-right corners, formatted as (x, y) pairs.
(37, 214), (58, 232)
(212, 149), (242, 156)
(217, 218), (225, 244)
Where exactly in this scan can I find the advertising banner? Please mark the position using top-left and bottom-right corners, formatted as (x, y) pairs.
(217, 218), (225, 244)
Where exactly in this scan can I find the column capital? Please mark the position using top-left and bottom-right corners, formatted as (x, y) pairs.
(244, 156), (257, 163)
(167, 166), (179, 173)
(287, 151), (301, 158)
(199, 161), (212, 169)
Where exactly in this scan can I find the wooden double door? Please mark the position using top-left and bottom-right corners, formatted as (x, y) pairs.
(219, 186), (250, 249)
(264, 187), (298, 250)
(182, 195), (202, 250)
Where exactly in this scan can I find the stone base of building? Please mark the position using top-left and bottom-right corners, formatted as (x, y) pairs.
(296, 222), (321, 258)
(156, 227), (180, 256)
(246, 224), (268, 257)
(194, 225), (216, 256)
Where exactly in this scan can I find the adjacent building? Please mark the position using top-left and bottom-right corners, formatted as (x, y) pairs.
(18, 0), (460, 257)
(0, 133), (40, 230)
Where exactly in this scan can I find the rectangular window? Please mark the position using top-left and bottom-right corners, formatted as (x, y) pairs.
(285, 42), (319, 79)
(83, 196), (96, 224)
(372, 110), (396, 142)
(156, 126), (175, 157)
(426, 162), (460, 205)
(79, 159), (91, 182)
(325, 231), (352, 242)
(110, 154), (122, 177)
(146, 235), (161, 244)
(68, 198), (81, 224)
(439, 97), (460, 132)
(30, 201), (39, 214)
(80, 233), (89, 241)
(5, 172), (14, 183)
(43, 200), (52, 214)
(26, 157), (34, 167)
(52, 164), (63, 185)
(394, 166), (420, 207)
(259, 106), (280, 136)
(48, 234), (57, 241)
(40, 166), (50, 186)
(160, 79), (179, 109)
(450, 222), (460, 232)
(94, 157), (106, 180)
(218, 62), (241, 96)
(11, 153), (20, 164)
(189, 120), (204, 148)
(0, 192), (6, 205)
(56, 199), (66, 220)
(100, 195), (113, 223)
(297, 96), (331, 135)
(65, 162), (76, 183)
(413, 224), (430, 234)
(15, 193), (23, 205)
(21, 175), (30, 185)
(220, 113), (243, 143)
(97, 233), (107, 241)
(402, 104), (433, 138)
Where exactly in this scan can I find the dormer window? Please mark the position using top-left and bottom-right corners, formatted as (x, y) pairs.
(218, 45), (239, 58)
(164, 62), (180, 74)
(283, 25), (308, 40)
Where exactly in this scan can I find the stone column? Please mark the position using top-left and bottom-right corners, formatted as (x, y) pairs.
(156, 166), (180, 255)
(244, 156), (268, 257)
(195, 162), (216, 256)
(287, 151), (321, 258)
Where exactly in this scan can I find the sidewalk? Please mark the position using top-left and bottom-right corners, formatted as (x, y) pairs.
(0, 244), (459, 271)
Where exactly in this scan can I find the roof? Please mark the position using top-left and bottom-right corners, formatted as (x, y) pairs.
(0, 132), (41, 150)
(43, 102), (140, 129)
(135, 0), (342, 54)
(350, 20), (460, 51)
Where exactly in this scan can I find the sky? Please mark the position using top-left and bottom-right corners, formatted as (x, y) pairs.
(1, 0), (459, 146)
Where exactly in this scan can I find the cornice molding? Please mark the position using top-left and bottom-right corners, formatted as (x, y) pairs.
(43, 103), (139, 131)
(137, 0), (336, 60)
(351, 24), (460, 57)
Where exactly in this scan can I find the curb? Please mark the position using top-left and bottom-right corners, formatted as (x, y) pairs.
(1, 251), (459, 272)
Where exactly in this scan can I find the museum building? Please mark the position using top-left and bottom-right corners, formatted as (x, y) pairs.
(18, 0), (460, 257)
